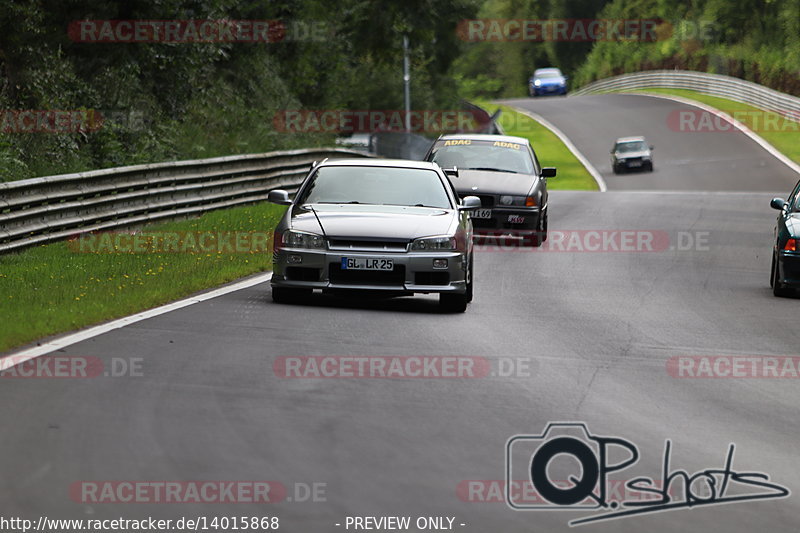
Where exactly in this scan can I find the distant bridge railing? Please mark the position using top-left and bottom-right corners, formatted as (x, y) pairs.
(573, 70), (800, 122)
(0, 148), (371, 254)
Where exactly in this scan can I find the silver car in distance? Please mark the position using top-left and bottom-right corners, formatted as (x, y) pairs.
(267, 159), (481, 312)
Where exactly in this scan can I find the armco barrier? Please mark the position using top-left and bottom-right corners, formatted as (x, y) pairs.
(0, 148), (371, 253)
(572, 70), (800, 122)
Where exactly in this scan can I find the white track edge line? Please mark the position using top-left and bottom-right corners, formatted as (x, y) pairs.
(0, 272), (273, 371)
(630, 91), (800, 176)
(507, 106), (608, 192)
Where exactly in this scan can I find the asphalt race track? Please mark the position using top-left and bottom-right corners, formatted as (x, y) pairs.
(503, 93), (800, 191)
(1, 94), (799, 532)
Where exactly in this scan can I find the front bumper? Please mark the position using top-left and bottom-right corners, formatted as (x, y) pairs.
(615, 157), (651, 170)
(272, 248), (468, 294)
(470, 206), (540, 232)
(533, 85), (566, 96)
(776, 250), (800, 287)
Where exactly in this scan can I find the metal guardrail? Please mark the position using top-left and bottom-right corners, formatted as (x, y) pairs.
(0, 148), (371, 253)
(573, 70), (800, 122)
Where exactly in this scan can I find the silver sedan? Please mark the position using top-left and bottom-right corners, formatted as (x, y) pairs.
(267, 159), (481, 312)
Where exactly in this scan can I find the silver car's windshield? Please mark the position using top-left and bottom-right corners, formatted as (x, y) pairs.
(297, 166), (452, 208)
(616, 141), (647, 153)
(430, 141), (535, 175)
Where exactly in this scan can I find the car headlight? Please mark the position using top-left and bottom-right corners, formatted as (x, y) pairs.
(534, 80), (542, 87)
(411, 235), (457, 251)
(281, 230), (325, 249)
(500, 195), (537, 207)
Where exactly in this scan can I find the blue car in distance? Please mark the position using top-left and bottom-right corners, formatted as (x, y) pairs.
(529, 68), (567, 97)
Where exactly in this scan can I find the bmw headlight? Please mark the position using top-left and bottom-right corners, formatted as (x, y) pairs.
(281, 230), (325, 249)
(411, 235), (457, 251)
(500, 196), (537, 207)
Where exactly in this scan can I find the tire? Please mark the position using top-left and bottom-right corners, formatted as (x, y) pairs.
(645, 162), (653, 172)
(772, 253), (792, 297)
(530, 210), (547, 247)
(272, 286), (311, 304)
(441, 256), (471, 312)
(465, 254), (474, 303)
(612, 164), (621, 174)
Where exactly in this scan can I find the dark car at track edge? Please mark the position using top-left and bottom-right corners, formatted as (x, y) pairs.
(770, 179), (800, 297)
(424, 133), (556, 246)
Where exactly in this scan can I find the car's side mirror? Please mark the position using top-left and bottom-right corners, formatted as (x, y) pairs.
(541, 167), (557, 178)
(443, 167), (459, 178)
(610, 149), (616, 154)
(268, 189), (292, 205)
(459, 196), (481, 211)
(650, 145), (655, 150)
(771, 198), (786, 210)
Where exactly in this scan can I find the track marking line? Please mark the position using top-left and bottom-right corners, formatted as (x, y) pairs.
(0, 272), (273, 371)
(505, 105), (608, 192)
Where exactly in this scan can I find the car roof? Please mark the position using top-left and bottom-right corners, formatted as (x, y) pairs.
(615, 136), (647, 143)
(534, 68), (562, 75)
(317, 158), (443, 171)
(435, 133), (531, 145)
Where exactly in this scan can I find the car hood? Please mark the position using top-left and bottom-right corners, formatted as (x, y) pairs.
(290, 204), (455, 239)
(452, 169), (538, 196)
(614, 150), (651, 159)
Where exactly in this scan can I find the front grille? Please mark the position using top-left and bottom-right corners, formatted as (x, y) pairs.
(329, 263), (406, 285)
(414, 272), (450, 285)
(286, 267), (321, 281)
(624, 157), (642, 166)
(328, 238), (409, 253)
(475, 195), (496, 208)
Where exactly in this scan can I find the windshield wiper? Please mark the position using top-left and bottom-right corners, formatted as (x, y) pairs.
(465, 167), (521, 174)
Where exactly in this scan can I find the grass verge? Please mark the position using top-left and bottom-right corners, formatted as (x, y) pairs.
(0, 203), (285, 353)
(623, 88), (800, 165)
(476, 101), (599, 191)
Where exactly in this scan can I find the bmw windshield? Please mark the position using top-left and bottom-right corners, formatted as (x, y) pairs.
(430, 140), (536, 175)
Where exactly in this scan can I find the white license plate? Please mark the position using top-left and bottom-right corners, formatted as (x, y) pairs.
(341, 257), (394, 271)
(628, 160), (642, 167)
(471, 209), (492, 219)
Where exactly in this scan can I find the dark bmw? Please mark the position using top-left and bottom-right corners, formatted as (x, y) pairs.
(770, 179), (800, 297)
(424, 134), (556, 246)
(267, 159), (480, 312)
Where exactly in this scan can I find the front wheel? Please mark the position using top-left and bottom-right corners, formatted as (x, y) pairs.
(465, 255), (474, 303)
(772, 254), (792, 297)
